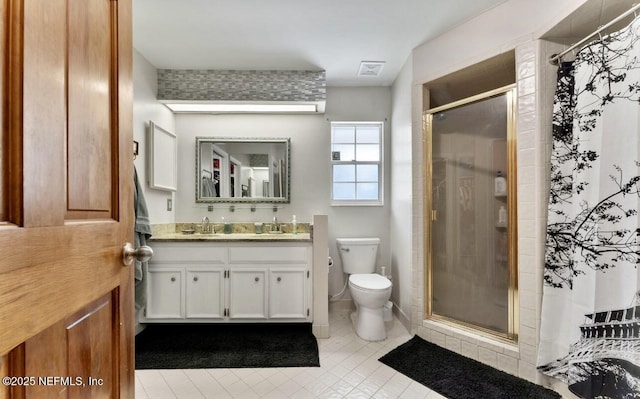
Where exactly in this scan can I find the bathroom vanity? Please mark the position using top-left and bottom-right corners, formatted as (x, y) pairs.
(142, 234), (313, 323)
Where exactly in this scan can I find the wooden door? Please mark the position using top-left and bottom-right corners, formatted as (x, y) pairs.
(0, 0), (133, 398)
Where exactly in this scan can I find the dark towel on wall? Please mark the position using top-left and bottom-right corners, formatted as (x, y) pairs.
(134, 166), (152, 312)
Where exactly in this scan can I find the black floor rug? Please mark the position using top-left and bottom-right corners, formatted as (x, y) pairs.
(136, 323), (319, 369)
(379, 336), (561, 399)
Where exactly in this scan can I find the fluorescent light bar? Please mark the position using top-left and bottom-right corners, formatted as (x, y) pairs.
(164, 103), (317, 113)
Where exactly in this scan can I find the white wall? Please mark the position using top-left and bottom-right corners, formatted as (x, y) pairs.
(406, 0), (589, 394)
(173, 87), (392, 297)
(133, 49), (176, 225)
(390, 54), (414, 330)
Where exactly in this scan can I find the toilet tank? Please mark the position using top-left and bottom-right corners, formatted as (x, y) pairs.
(336, 237), (379, 274)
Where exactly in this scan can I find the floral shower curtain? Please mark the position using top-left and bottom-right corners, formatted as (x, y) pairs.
(537, 15), (640, 399)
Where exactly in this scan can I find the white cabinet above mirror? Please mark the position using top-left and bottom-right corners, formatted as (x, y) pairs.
(196, 137), (290, 203)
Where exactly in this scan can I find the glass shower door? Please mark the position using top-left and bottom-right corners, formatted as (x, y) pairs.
(427, 87), (516, 338)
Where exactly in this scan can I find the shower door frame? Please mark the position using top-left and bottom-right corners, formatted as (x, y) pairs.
(423, 84), (519, 342)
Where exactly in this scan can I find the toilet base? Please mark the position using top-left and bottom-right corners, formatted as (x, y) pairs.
(354, 306), (386, 341)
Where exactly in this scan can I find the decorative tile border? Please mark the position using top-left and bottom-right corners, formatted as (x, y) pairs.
(157, 69), (326, 102)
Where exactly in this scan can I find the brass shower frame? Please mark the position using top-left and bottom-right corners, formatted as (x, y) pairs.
(423, 84), (519, 343)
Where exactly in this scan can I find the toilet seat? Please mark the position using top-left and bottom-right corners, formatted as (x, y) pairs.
(349, 274), (391, 291)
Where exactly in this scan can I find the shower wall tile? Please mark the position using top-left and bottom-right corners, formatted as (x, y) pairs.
(517, 93), (536, 114)
(520, 271), (537, 294)
(518, 165), (535, 184)
(518, 148), (535, 168)
(516, 41), (536, 62)
(478, 347), (498, 368)
(518, 59), (536, 79)
(519, 361), (538, 383)
(518, 129), (536, 150)
(518, 111), (536, 132)
(518, 75), (536, 96)
(519, 289), (536, 311)
(519, 325), (537, 346)
(445, 336), (461, 354)
(430, 330), (446, 348)
(520, 307), (537, 329)
(520, 342), (538, 365)
(497, 353), (519, 376)
(461, 341), (479, 360)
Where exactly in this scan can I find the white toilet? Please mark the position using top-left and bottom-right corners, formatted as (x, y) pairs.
(337, 237), (392, 341)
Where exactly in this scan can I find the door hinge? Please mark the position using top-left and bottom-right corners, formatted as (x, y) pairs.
(224, 308), (228, 317)
(307, 270), (310, 278)
(307, 308), (310, 317)
(224, 270), (229, 278)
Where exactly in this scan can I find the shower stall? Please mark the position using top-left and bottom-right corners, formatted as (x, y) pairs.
(425, 86), (518, 340)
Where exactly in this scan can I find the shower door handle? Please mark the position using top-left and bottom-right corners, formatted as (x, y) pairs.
(431, 210), (437, 221)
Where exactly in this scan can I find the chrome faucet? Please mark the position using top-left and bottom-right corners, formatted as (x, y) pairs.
(202, 216), (213, 234)
(272, 216), (280, 232)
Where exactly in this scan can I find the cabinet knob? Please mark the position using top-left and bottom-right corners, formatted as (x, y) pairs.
(277, 277), (282, 282)
(193, 276), (198, 282)
(170, 277), (176, 282)
(255, 277), (260, 282)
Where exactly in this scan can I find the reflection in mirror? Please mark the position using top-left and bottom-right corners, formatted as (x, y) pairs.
(196, 137), (290, 203)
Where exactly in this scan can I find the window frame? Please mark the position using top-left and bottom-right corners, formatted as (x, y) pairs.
(330, 121), (384, 206)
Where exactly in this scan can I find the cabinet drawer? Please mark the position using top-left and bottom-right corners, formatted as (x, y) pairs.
(151, 243), (227, 263)
(228, 246), (309, 263)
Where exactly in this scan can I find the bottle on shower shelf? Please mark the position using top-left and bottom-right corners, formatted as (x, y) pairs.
(494, 171), (507, 196)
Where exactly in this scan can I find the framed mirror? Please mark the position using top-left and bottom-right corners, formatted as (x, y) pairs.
(196, 137), (290, 203)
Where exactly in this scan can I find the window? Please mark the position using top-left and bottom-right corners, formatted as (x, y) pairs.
(330, 122), (383, 205)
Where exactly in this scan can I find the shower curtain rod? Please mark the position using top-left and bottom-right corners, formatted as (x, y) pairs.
(548, 2), (640, 65)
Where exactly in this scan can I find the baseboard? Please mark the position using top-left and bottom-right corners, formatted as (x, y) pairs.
(313, 324), (330, 339)
(392, 302), (412, 333)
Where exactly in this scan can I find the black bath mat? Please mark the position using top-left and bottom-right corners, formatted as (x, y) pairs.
(379, 336), (560, 399)
(135, 323), (319, 369)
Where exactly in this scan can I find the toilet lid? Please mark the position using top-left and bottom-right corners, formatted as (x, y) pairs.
(349, 274), (391, 290)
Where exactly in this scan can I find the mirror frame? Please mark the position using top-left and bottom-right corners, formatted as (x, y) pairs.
(195, 137), (291, 203)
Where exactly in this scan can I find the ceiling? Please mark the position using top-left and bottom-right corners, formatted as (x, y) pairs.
(132, 0), (508, 87)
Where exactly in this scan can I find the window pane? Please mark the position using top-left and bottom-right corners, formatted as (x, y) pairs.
(332, 126), (355, 144)
(357, 164), (378, 182)
(332, 144), (355, 161)
(356, 183), (378, 200)
(333, 164), (355, 182)
(355, 144), (380, 161)
(334, 183), (355, 200)
(356, 125), (380, 144)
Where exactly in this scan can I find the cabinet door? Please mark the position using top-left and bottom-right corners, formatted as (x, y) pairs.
(229, 268), (267, 319)
(186, 268), (225, 319)
(270, 268), (308, 319)
(146, 268), (184, 319)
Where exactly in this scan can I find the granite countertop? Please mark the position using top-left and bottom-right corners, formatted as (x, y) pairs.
(150, 232), (312, 242)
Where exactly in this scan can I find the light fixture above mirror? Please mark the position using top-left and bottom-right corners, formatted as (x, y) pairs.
(163, 101), (322, 114)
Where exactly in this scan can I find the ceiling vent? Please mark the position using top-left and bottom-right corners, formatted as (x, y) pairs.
(157, 70), (326, 113)
(357, 61), (385, 77)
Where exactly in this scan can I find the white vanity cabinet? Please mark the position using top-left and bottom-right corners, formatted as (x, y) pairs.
(186, 267), (226, 318)
(146, 268), (183, 319)
(143, 240), (312, 323)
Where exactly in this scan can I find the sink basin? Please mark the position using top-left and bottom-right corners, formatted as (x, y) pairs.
(268, 230), (283, 234)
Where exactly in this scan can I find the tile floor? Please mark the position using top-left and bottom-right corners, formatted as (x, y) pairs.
(135, 308), (448, 398)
